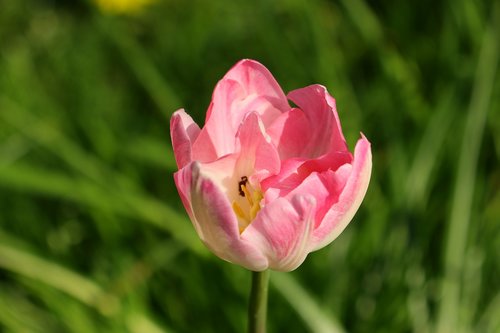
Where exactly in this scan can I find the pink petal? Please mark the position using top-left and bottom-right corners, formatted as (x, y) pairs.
(170, 109), (201, 169)
(243, 195), (316, 271)
(176, 161), (269, 271)
(261, 150), (352, 199)
(287, 85), (349, 158)
(235, 112), (281, 182)
(192, 79), (242, 159)
(222, 59), (289, 118)
(297, 150), (352, 176)
(173, 162), (194, 221)
(192, 60), (289, 160)
(310, 135), (372, 251)
(261, 158), (306, 203)
(266, 108), (310, 160)
(285, 170), (346, 228)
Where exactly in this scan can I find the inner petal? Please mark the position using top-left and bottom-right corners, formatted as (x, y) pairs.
(229, 112), (282, 232)
(284, 84), (349, 158)
(235, 112), (281, 183)
(266, 108), (310, 160)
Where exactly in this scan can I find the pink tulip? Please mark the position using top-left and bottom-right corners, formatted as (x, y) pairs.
(171, 59), (372, 271)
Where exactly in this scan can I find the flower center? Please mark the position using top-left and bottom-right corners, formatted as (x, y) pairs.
(232, 176), (263, 233)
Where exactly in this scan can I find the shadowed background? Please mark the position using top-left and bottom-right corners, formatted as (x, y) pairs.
(0, 0), (499, 332)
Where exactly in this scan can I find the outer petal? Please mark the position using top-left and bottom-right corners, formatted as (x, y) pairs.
(243, 195), (316, 271)
(170, 109), (202, 169)
(310, 135), (372, 251)
(192, 60), (289, 160)
(175, 161), (269, 271)
(284, 170), (348, 228)
(173, 161), (194, 221)
(221, 59), (289, 122)
(285, 84), (349, 158)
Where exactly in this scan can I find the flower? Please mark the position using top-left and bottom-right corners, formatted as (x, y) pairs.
(94, 0), (156, 14)
(171, 59), (371, 271)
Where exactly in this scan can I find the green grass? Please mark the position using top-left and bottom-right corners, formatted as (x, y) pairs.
(0, 0), (499, 332)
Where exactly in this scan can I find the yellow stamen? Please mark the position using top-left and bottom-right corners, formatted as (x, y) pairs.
(232, 176), (264, 234)
(250, 191), (263, 220)
(232, 201), (249, 222)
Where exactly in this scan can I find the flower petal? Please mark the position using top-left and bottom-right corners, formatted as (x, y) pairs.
(177, 161), (269, 271)
(261, 150), (352, 199)
(287, 170), (346, 227)
(266, 107), (310, 160)
(222, 59), (289, 119)
(192, 60), (289, 160)
(260, 158), (305, 203)
(310, 135), (372, 251)
(287, 85), (349, 158)
(235, 112), (281, 183)
(243, 195), (316, 271)
(173, 162), (194, 221)
(170, 109), (201, 169)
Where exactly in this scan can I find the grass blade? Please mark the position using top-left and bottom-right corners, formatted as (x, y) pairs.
(436, 4), (500, 333)
(271, 272), (345, 333)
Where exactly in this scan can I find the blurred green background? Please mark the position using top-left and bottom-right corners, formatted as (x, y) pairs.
(0, 0), (499, 332)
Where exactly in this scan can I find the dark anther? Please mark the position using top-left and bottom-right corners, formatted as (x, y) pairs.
(238, 176), (248, 197)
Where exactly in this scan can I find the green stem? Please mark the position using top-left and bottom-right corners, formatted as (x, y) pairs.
(247, 270), (270, 333)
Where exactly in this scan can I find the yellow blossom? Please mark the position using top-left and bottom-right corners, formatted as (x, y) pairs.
(94, 0), (157, 14)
